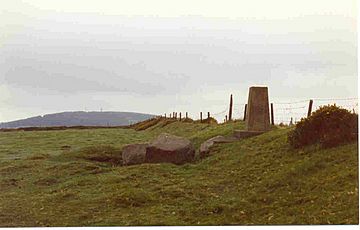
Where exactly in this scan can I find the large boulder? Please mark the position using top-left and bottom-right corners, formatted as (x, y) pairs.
(122, 143), (148, 165)
(145, 133), (195, 165)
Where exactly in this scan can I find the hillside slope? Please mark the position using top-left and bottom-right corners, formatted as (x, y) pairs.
(0, 111), (155, 128)
(0, 120), (358, 226)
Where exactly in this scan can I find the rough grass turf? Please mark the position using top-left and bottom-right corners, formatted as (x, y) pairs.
(0, 120), (358, 226)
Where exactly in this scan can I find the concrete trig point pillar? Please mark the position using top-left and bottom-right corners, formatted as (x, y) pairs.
(234, 86), (270, 139)
(246, 86), (270, 131)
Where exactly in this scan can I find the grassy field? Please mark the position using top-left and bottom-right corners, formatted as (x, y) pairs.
(0, 119), (358, 226)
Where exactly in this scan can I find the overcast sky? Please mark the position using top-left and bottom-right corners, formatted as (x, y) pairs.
(0, 0), (357, 122)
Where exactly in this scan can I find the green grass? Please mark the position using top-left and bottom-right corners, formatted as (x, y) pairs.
(0, 120), (358, 226)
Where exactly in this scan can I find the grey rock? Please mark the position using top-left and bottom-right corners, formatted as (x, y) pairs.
(122, 143), (148, 165)
(199, 135), (227, 158)
(145, 133), (195, 165)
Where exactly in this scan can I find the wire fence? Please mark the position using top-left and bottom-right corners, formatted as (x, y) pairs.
(162, 97), (358, 125)
(273, 98), (358, 125)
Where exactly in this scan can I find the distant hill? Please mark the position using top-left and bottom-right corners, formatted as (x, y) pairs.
(0, 111), (156, 128)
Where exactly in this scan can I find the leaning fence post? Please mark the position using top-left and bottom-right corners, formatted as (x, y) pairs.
(270, 103), (274, 125)
(243, 104), (247, 121)
(228, 94), (233, 121)
(307, 100), (313, 118)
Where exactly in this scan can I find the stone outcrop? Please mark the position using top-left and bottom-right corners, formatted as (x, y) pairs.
(199, 135), (237, 158)
(199, 135), (227, 157)
(145, 133), (195, 165)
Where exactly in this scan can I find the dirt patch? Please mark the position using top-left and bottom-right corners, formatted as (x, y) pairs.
(75, 146), (123, 165)
(1, 178), (19, 187)
(26, 153), (50, 160)
(61, 145), (71, 150)
(34, 177), (59, 186)
(0, 164), (31, 174)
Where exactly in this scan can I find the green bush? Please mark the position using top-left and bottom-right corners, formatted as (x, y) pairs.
(288, 104), (358, 148)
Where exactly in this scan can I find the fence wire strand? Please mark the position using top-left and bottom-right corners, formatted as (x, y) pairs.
(163, 97), (358, 124)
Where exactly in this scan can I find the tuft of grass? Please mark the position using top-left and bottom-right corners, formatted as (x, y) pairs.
(182, 118), (194, 123)
(158, 119), (178, 128)
(131, 117), (164, 131)
(194, 117), (218, 124)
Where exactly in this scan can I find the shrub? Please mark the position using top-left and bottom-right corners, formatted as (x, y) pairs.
(288, 104), (358, 148)
(182, 117), (194, 123)
(279, 122), (287, 127)
(200, 117), (218, 124)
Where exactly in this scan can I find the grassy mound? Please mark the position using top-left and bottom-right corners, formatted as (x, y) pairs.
(182, 117), (194, 123)
(128, 117), (165, 131)
(0, 121), (358, 226)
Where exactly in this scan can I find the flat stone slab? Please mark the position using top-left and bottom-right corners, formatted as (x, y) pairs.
(214, 136), (238, 143)
(234, 130), (265, 139)
(199, 136), (225, 157)
(199, 136), (238, 158)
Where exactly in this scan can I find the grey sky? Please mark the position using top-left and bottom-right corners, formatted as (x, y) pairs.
(0, 0), (357, 122)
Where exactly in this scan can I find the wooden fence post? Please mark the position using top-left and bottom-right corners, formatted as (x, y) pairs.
(207, 112), (210, 119)
(179, 112), (182, 121)
(164, 113), (166, 118)
(243, 104), (247, 121)
(186, 112), (188, 119)
(200, 112), (203, 122)
(228, 94), (233, 121)
(307, 100), (313, 118)
(225, 115), (228, 123)
(270, 103), (274, 125)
